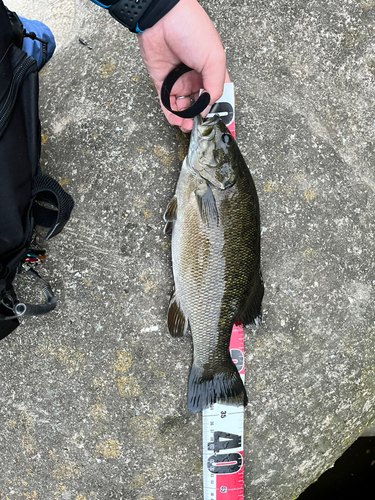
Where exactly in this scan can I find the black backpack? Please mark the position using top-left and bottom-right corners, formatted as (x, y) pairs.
(0, 1), (74, 339)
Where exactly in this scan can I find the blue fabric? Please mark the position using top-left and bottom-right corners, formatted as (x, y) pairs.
(90, 0), (111, 7)
(20, 17), (56, 70)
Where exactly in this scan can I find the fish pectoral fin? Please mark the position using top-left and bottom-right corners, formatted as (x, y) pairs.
(163, 196), (178, 234)
(167, 291), (189, 338)
(164, 221), (173, 234)
(164, 195), (178, 222)
(235, 269), (264, 328)
(194, 183), (219, 227)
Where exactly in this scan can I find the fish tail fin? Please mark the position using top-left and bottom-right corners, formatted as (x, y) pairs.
(187, 359), (248, 413)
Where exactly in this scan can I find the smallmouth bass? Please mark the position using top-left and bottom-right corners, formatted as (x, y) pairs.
(164, 115), (263, 413)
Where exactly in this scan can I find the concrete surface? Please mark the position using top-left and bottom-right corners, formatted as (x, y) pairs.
(1, 1), (375, 499)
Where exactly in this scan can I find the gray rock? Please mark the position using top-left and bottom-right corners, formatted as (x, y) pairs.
(1, 1), (374, 499)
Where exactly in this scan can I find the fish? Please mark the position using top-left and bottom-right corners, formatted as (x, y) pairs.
(164, 114), (263, 413)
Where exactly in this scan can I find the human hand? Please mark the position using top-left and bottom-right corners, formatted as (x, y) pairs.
(137, 0), (230, 133)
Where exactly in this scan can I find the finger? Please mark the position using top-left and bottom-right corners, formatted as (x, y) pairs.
(175, 96), (194, 132)
(158, 95), (192, 130)
(201, 104), (211, 119)
(161, 105), (184, 128)
(198, 69), (231, 118)
(201, 52), (227, 105)
(158, 103), (193, 134)
(175, 95), (192, 113)
(192, 71), (230, 103)
(180, 118), (193, 133)
(156, 71), (202, 106)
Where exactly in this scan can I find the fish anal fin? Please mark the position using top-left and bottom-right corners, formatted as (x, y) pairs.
(164, 195), (177, 222)
(235, 269), (264, 328)
(194, 183), (218, 227)
(167, 291), (188, 338)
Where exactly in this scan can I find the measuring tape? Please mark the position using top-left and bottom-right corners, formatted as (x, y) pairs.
(202, 84), (244, 500)
(202, 324), (245, 500)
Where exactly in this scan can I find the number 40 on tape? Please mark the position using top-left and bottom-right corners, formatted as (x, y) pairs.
(202, 323), (245, 500)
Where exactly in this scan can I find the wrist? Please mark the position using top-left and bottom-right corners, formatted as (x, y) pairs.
(93, 0), (181, 33)
(136, 0), (200, 40)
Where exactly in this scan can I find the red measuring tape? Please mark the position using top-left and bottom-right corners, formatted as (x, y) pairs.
(201, 83), (244, 500)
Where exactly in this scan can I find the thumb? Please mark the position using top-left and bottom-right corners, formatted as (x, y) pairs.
(200, 70), (231, 117)
(200, 54), (227, 105)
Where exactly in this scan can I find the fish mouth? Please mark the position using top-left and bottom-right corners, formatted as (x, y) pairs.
(186, 114), (220, 174)
(203, 114), (220, 126)
(195, 114), (220, 139)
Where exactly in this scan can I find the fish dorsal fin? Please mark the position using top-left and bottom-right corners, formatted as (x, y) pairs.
(194, 183), (219, 227)
(168, 291), (189, 338)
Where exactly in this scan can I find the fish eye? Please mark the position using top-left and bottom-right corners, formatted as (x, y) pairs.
(221, 133), (230, 144)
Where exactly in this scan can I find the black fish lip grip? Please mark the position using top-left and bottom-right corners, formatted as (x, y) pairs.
(160, 64), (211, 119)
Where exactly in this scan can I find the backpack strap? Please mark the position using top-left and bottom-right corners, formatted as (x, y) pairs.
(0, 175), (74, 329)
(0, 1), (13, 50)
(4, 5), (23, 48)
(31, 174), (74, 239)
(0, 281), (20, 338)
